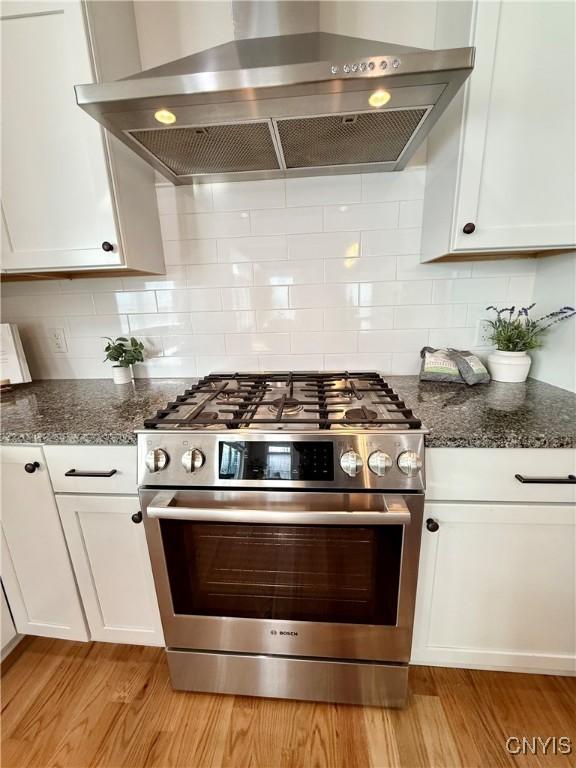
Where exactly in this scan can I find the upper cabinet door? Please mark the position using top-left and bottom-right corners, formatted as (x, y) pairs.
(422, 0), (576, 261)
(0, 0), (121, 270)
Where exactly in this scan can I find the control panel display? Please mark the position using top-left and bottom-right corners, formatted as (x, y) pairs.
(219, 441), (334, 481)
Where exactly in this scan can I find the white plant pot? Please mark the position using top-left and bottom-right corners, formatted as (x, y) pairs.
(487, 350), (532, 383)
(112, 365), (133, 384)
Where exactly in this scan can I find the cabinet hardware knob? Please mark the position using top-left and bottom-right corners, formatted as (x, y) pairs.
(462, 222), (476, 234)
(426, 518), (439, 532)
(131, 511), (143, 524)
(24, 461), (40, 474)
(101, 241), (114, 252)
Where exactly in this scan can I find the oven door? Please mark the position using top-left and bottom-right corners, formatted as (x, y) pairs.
(139, 488), (423, 662)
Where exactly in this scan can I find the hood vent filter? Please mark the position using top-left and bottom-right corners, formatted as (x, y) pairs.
(129, 121), (281, 176)
(127, 107), (428, 178)
(276, 108), (427, 169)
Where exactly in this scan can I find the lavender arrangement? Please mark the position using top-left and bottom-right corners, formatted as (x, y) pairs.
(484, 304), (575, 351)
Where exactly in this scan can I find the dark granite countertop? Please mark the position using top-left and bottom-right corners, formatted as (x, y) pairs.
(0, 377), (574, 449)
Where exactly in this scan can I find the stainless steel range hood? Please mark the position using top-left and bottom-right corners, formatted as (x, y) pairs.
(75, 1), (474, 185)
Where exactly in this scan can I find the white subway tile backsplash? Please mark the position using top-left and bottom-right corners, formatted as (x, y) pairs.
(226, 333), (290, 354)
(156, 288), (221, 313)
(195, 355), (259, 376)
(291, 331), (357, 354)
(134, 356), (198, 378)
(287, 232), (360, 260)
(359, 281), (432, 306)
(323, 307), (394, 331)
(256, 309), (323, 332)
(253, 259), (324, 286)
(162, 239), (218, 266)
(259, 354), (324, 371)
(213, 180), (285, 211)
(471, 258), (538, 277)
(358, 329), (429, 353)
(432, 278), (508, 304)
(362, 228), (421, 257)
(429, 327), (478, 349)
(2, 172), (537, 380)
(398, 200), (424, 229)
(69, 315), (129, 337)
(162, 334), (225, 356)
(161, 211), (250, 240)
(324, 353), (393, 371)
(3, 293), (95, 318)
(393, 305), (468, 329)
(286, 175), (361, 207)
(251, 207), (323, 235)
(390, 352), (422, 375)
(221, 286), (289, 310)
(396, 252), (472, 281)
(326, 257), (395, 283)
(290, 284), (359, 309)
(94, 291), (156, 315)
(217, 236), (287, 263)
(324, 202), (398, 232)
(129, 313), (193, 335)
(507, 274), (536, 303)
(187, 262), (253, 287)
(362, 168), (425, 203)
(155, 183), (213, 215)
(121, 267), (187, 291)
(191, 310), (256, 334)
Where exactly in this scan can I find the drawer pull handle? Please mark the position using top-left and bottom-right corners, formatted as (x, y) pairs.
(515, 474), (576, 484)
(65, 469), (118, 478)
(24, 461), (40, 474)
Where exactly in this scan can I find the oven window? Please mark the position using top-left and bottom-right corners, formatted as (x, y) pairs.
(160, 522), (402, 625)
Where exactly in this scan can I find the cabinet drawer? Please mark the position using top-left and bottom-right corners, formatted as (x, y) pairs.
(44, 445), (137, 494)
(427, 448), (576, 503)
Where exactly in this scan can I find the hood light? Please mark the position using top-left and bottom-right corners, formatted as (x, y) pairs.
(154, 109), (176, 125)
(368, 90), (391, 108)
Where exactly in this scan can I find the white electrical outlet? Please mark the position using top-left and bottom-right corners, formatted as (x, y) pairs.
(48, 328), (67, 353)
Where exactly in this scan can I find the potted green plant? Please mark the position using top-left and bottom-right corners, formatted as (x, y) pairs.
(103, 336), (145, 384)
(484, 304), (575, 383)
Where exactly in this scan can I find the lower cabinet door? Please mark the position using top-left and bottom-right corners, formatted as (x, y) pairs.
(411, 502), (576, 675)
(0, 445), (88, 641)
(57, 495), (164, 646)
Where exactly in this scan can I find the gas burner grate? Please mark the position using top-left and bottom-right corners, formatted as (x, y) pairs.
(142, 371), (422, 430)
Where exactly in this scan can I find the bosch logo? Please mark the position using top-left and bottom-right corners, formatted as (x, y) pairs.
(270, 630), (298, 637)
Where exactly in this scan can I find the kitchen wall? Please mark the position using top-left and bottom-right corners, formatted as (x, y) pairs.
(0, 0), (555, 383)
(530, 252), (576, 393)
(0, 168), (537, 379)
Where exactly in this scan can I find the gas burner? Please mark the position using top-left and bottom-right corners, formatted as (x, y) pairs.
(268, 397), (303, 416)
(345, 407), (377, 422)
(192, 411), (219, 422)
(217, 391), (240, 401)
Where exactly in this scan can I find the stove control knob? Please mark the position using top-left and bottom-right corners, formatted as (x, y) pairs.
(145, 448), (169, 473)
(340, 450), (363, 477)
(397, 450), (422, 476)
(182, 448), (205, 473)
(368, 451), (392, 476)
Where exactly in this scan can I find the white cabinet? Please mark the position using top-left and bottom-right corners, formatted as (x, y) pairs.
(412, 502), (576, 675)
(1, 585), (19, 660)
(0, 445), (88, 641)
(421, 0), (576, 261)
(57, 494), (164, 646)
(0, 0), (164, 275)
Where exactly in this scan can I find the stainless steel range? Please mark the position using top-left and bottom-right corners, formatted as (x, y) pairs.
(137, 371), (427, 707)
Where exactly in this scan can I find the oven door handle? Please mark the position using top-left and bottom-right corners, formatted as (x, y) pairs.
(145, 496), (411, 526)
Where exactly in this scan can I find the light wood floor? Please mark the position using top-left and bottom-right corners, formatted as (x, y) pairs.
(1, 638), (575, 768)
